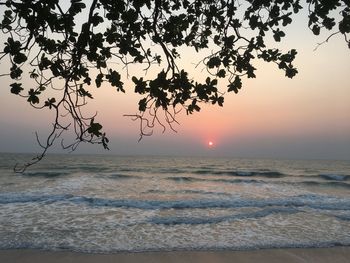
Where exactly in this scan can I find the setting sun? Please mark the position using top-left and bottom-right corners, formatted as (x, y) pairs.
(208, 141), (214, 147)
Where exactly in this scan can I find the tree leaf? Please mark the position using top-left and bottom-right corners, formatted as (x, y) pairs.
(228, 76), (242, 93)
(10, 83), (23, 94)
(27, 89), (40, 104)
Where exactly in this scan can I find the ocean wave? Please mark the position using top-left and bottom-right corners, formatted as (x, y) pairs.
(74, 165), (112, 173)
(212, 178), (265, 184)
(193, 170), (286, 178)
(318, 174), (350, 181)
(159, 168), (187, 174)
(106, 174), (141, 180)
(0, 193), (349, 211)
(145, 189), (230, 196)
(118, 167), (145, 173)
(0, 193), (74, 204)
(300, 181), (350, 189)
(167, 176), (266, 184)
(167, 176), (350, 189)
(149, 207), (299, 225)
(21, 171), (70, 178)
(166, 176), (206, 182)
(335, 214), (350, 221)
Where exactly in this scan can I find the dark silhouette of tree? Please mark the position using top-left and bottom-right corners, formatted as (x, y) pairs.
(0, 0), (349, 171)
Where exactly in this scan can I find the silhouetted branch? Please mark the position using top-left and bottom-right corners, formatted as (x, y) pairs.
(0, 0), (348, 171)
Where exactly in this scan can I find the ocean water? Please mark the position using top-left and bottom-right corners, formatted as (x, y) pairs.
(0, 153), (349, 253)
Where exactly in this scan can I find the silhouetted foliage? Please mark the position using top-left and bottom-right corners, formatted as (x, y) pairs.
(0, 0), (349, 171)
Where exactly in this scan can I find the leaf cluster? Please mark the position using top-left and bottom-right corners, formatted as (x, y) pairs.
(0, 0), (348, 171)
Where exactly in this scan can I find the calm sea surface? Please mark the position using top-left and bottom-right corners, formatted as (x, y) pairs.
(0, 153), (349, 252)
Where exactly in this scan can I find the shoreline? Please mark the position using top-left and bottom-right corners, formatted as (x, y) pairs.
(1, 247), (350, 263)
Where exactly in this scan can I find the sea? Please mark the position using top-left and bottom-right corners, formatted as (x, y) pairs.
(0, 153), (349, 253)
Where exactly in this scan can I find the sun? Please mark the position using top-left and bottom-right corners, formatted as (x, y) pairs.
(208, 141), (214, 147)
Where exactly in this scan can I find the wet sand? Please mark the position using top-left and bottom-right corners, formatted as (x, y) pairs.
(1, 247), (349, 263)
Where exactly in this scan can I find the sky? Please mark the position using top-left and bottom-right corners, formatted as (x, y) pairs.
(0, 3), (350, 160)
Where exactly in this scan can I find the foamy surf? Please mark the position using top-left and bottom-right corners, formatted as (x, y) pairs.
(0, 153), (349, 253)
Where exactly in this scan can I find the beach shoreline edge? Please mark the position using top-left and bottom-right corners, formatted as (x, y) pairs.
(1, 246), (350, 263)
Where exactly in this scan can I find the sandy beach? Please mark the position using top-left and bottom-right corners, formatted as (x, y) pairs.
(1, 247), (350, 263)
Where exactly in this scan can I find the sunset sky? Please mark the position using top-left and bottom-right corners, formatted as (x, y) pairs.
(0, 5), (349, 160)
